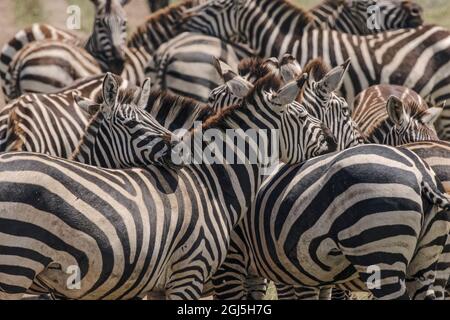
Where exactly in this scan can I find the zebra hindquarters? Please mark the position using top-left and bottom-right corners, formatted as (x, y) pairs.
(146, 32), (242, 103)
(3, 41), (101, 101)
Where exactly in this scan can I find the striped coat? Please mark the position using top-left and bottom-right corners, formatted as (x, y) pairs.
(182, 0), (450, 140)
(0, 71), (334, 300)
(213, 144), (450, 300)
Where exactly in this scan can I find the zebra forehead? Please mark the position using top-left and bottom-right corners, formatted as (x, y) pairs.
(303, 58), (330, 82)
(250, 72), (285, 96)
(238, 57), (273, 81)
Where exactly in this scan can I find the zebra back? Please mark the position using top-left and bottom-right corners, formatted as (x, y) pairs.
(0, 23), (78, 83)
(310, 0), (423, 34)
(2, 40), (102, 101)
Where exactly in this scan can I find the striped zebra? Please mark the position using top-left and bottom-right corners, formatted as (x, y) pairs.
(0, 70), (336, 300)
(149, 0), (423, 103)
(213, 144), (450, 300)
(0, 0), (130, 98)
(353, 85), (445, 144)
(209, 58), (449, 300)
(0, 74), (129, 158)
(146, 32), (254, 103)
(1, 0), (134, 100)
(181, 0), (450, 140)
(405, 140), (450, 299)
(70, 74), (177, 168)
(309, 0), (423, 34)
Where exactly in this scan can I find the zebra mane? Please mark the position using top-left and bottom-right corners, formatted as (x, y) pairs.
(303, 58), (330, 81)
(319, 0), (346, 8)
(146, 89), (214, 122)
(273, 0), (314, 29)
(70, 107), (103, 161)
(9, 108), (26, 152)
(238, 57), (274, 80)
(128, 0), (196, 49)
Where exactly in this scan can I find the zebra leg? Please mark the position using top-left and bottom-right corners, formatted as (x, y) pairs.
(340, 252), (410, 300)
(275, 284), (296, 300)
(165, 276), (205, 300)
(245, 276), (267, 300)
(212, 261), (247, 300)
(0, 267), (46, 300)
(318, 287), (333, 300)
(294, 286), (320, 300)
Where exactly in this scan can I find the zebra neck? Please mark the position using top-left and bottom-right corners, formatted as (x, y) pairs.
(364, 119), (394, 145)
(127, 1), (187, 54)
(71, 112), (104, 166)
(310, 0), (351, 30)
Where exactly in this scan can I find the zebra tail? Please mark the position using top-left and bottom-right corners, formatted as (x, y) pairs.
(421, 181), (450, 211)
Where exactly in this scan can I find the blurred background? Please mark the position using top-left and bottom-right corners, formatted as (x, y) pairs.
(0, 0), (447, 106)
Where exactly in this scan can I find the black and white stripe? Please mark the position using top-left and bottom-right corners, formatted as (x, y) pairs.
(148, 0), (423, 103)
(0, 0), (131, 101)
(213, 144), (450, 300)
(0, 70), (334, 300)
(182, 0), (450, 140)
(309, 0), (423, 34)
(353, 85), (443, 145)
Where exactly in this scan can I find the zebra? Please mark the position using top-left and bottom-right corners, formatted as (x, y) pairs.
(148, 0), (423, 103)
(209, 58), (449, 300)
(353, 84), (445, 144)
(181, 0), (450, 141)
(405, 140), (450, 299)
(0, 70), (336, 300)
(146, 32), (254, 103)
(213, 143), (450, 300)
(309, 0), (423, 34)
(0, 74), (129, 158)
(70, 74), (178, 168)
(1, 0), (132, 101)
(2, 40), (102, 101)
(0, 0), (130, 95)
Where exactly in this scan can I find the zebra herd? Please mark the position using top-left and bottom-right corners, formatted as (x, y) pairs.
(0, 0), (450, 300)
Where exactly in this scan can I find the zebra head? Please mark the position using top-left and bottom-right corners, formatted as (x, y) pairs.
(74, 73), (180, 168)
(88, 0), (131, 72)
(208, 56), (278, 112)
(347, 0), (423, 32)
(301, 59), (364, 150)
(382, 96), (442, 145)
(245, 68), (337, 163)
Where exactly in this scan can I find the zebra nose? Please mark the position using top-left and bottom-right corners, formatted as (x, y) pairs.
(403, 1), (423, 17)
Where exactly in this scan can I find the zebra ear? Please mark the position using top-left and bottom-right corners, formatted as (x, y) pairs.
(213, 57), (237, 83)
(102, 73), (119, 110)
(226, 77), (253, 98)
(137, 78), (151, 109)
(271, 82), (300, 106)
(73, 93), (101, 116)
(319, 59), (350, 94)
(421, 107), (443, 125)
(386, 96), (409, 125)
